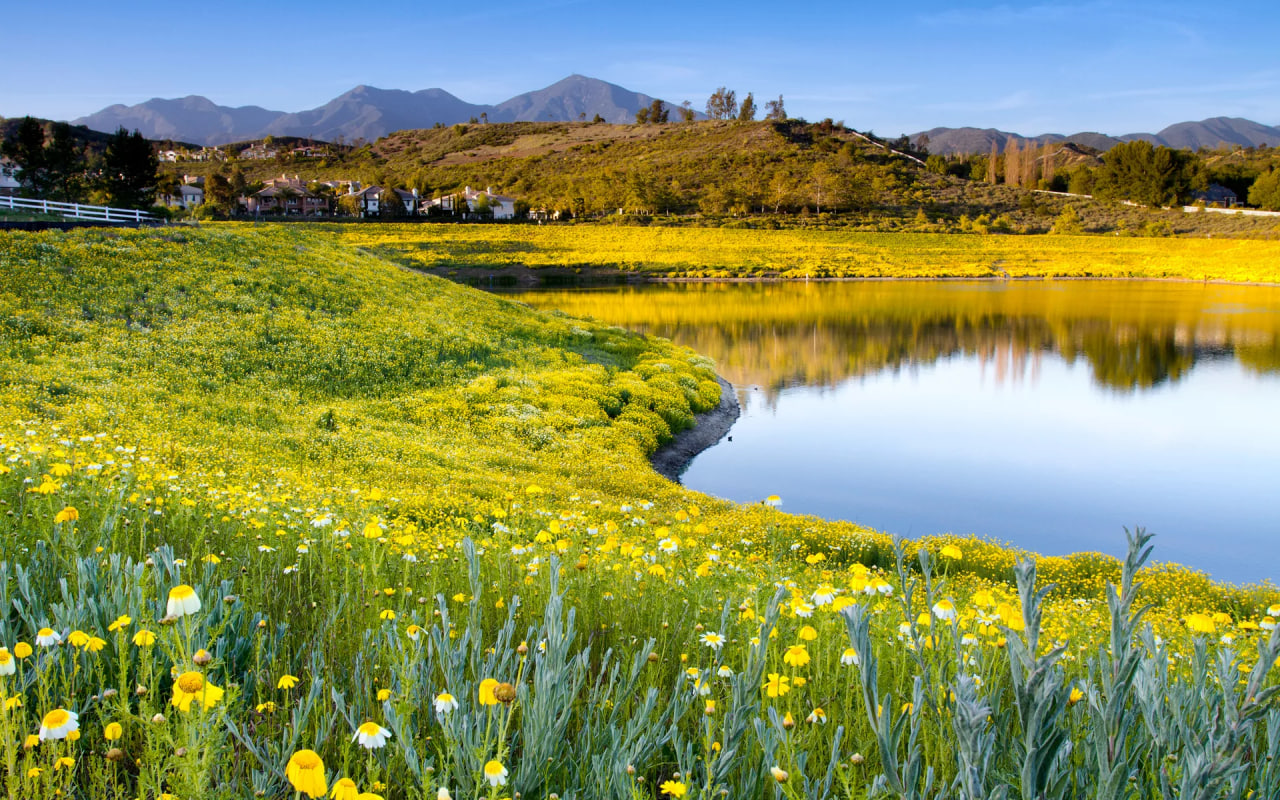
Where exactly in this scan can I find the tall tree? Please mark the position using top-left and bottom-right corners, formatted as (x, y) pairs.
(205, 173), (236, 216)
(678, 101), (696, 122)
(1096, 140), (1196, 207)
(986, 140), (999, 183)
(101, 127), (158, 209)
(764, 95), (787, 121)
(380, 186), (406, 218)
(43, 122), (86, 202)
(1248, 168), (1280, 210)
(648, 99), (668, 123)
(737, 93), (756, 121)
(1004, 138), (1022, 188)
(705, 87), (738, 120)
(2, 116), (50, 197)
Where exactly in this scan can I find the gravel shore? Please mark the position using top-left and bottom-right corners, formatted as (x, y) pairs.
(650, 376), (740, 483)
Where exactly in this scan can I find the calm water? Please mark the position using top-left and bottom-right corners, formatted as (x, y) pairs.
(512, 281), (1280, 584)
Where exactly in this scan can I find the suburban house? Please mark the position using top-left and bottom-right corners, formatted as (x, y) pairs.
(243, 175), (330, 215)
(0, 159), (19, 197)
(239, 143), (278, 160)
(423, 185), (517, 219)
(1193, 184), (1239, 208)
(160, 177), (205, 210)
(346, 186), (419, 217)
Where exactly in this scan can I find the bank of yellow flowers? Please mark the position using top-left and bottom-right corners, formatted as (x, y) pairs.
(0, 225), (1276, 799)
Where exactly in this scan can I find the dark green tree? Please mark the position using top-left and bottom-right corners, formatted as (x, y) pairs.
(101, 127), (158, 208)
(2, 116), (50, 196)
(737, 93), (756, 121)
(1096, 140), (1196, 207)
(1247, 168), (1280, 210)
(380, 186), (406, 218)
(648, 99), (668, 124)
(705, 87), (738, 120)
(43, 122), (86, 202)
(635, 107), (651, 125)
(205, 173), (236, 216)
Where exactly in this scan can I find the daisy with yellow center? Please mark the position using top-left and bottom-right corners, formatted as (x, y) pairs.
(483, 760), (508, 787)
(783, 645), (810, 668)
(35, 628), (60, 647)
(433, 692), (458, 715)
(353, 721), (391, 749)
(330, 777), (359, 800)
(286, 749), (328, 798)
(0, 648), (13, 676)
(133, 630), (157, 647)
(39, 708), (79, 740)
(167, 585), (201, 618)
(171, 671), (225, 712)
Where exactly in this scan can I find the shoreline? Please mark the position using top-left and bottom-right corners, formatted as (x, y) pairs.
(430, 264), (1280, 289)
(650, 376), (740, 483)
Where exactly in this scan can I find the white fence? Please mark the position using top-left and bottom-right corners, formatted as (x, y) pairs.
(0, 195), (159, 223)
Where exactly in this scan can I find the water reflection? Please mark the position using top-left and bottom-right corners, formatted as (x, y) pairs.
(515, 281), (1280, 399)
(511, 280), (1280, 582)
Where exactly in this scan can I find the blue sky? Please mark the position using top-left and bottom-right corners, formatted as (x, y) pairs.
(5, 1), (1278, 136)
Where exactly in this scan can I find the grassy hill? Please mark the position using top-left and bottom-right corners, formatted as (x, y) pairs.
(168, 120), (1280, 238)
(1, 225), (1277, 799)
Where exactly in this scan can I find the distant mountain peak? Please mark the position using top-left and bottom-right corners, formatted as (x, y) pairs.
(915, 116), (1280, 156)
(71, 75), (686, 145)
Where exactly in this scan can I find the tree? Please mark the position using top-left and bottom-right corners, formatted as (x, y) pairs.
(737, 93), (756, 121)
(1096, 140), (1196, 207)
(205, 173), (236, 216)
(380, 186), (406, 218)
(678, 101), (696, 122)
(635, 107), (651, 125)
(764, 95), (786, 121)
(705, 87), (738, 120)
(2, 116), (49, 196)
(101, 127), (158, 209)
(43, 122), (86, 202)
(648, 99), (668, 124)
(1004, 138), (1021, 188)
(1247, 168), (1280, 210)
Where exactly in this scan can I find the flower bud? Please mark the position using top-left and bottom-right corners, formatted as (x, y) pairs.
(106, 748), (125, 762)
(193, 649), (212, 666)
(151, 713), (166, 724)
(647, 652), (659, 663)
(850, 753), (864, 765)
(517, 643), (529, 656)
(174, 747), (188, 757)
(103, 688), (118, 699)
(494, 682), (517, 704)
(770, 767), (788, 783)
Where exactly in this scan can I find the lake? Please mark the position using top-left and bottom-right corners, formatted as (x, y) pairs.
(509, 280), (1280, 584)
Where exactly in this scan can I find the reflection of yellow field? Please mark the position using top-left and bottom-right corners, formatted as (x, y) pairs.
(517, 282), (1280, 395)
(333, 223), (1280, 282)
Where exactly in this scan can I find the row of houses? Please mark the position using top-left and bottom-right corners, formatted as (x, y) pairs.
(159, 174), (519, 219)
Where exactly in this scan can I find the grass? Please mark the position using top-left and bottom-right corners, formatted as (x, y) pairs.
(332, 223), (1280, 282)
(0, 224), (1276, 799)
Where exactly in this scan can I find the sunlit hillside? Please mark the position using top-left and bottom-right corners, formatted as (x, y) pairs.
(0, 226), (1276, 799)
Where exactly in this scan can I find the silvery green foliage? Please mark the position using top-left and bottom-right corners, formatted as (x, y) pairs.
(1004, 556), (1071, 800)
(841, 529), (1278, 800)
(842, 598), (934, 799)
(1083, 528), (1155, 800)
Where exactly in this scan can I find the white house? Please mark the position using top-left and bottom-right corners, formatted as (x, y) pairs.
(0, 158), (20, 196)
(423, 185), (517, 219)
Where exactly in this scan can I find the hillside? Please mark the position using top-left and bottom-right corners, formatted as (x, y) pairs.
(169, 120), (1280, 237)
(1, 225), (1277, 798)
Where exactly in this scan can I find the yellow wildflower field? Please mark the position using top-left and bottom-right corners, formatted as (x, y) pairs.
(0, 225), (1275, 799)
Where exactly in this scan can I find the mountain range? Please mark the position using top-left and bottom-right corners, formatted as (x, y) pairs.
(72, 75), (680, 146)
(69, 74), (1280, 155)
(913, 117), (1280, 156)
